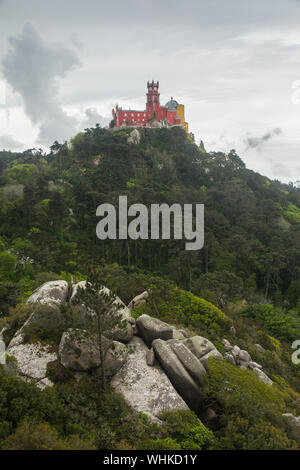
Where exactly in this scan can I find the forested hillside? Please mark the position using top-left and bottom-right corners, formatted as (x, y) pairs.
(0, 126), (300, 450)
(0, 126), (299, 306)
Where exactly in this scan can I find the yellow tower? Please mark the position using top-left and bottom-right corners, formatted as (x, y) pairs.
(177, 104), (189, 133)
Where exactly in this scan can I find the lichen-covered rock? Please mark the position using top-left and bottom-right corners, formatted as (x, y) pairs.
(59, 329), (127, 375)
(182, 336), (215, 360)
(146, 348), (156, 366)
(253, 367), (273, 386)
(231, 345), (241, 357)
(169, 340), (207, 387)
(69, 280), (87, 305)
(222, 339), (233, 351)
(7, 341), (57, 382)
(283, 413), (300, 427)
(127, 129), (141, 144)
(171, 328), (187, 340)
(199, 349), (223, 370)
(248, 361), (262, 370)
(152, 339), (202, 410)
(99, 340), (127, 377)
(70, 282), (134, 343)
(5, 304), (63, 389)
(24, 304), (65, 342)
(239, 349), (251, 363)
(111, 336), (188, 422)
(37, 377), (54, 390)
(128, 291), (149, 309)
(136, 314), (173, 347)
(27, 280), (69, 306)
(224, 352), (236, 365)
(59, 329), (99, 371)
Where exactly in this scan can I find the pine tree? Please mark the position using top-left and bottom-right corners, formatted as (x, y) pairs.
(72, 269), (127, 389)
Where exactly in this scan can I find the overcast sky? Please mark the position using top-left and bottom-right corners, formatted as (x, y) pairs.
(0, 0), (300, 183)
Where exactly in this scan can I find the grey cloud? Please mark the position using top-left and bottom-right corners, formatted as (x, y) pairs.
(82, 107), (109, 129)
(0, 134), (24, 150)
(245, 128), (282, 151)
(2, 24), (81, 145)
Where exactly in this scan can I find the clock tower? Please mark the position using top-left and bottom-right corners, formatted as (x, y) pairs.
(146, 80), (160, 119)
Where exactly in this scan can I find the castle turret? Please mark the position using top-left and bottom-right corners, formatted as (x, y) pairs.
(146, 80), (160, 119)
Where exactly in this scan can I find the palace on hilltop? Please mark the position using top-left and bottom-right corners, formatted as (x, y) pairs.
(110, 81), (189, 133)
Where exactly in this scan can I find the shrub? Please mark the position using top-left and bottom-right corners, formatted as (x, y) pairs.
(46, 360), (74, 383)
(158, 410), (215, 450)
(215, 417), (298, 450)
(205, 358), (288, 426)
(136, 437), (181, 450)
(23, 304), (66, 346)
(134, 287), (231, 336)
(240, 304), (300, 343)
(3, 303), (33, 345)
(0, 369), (68, 446)
(2, 421), (96, 450)
(180, 425), (215, 450)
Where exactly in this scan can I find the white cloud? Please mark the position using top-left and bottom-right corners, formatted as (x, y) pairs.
(0, 0), (300, 182)
(0, 134), (23, 150)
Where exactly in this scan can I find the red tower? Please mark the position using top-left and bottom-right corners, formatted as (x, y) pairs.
(146, 80), (160, 120)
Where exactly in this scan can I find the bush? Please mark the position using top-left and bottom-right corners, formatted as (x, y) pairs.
(240, 304), (300, 343)
(2, 421), (96, 450)
(46, 360), (74, 383)
(206, 357), (287, 420)
(23, 304), (67, 346)
(0, 369), (68, 446)
(158, 410), (215, 450)
(3, 303), (33, 345)
(133, 287), (231, 336)
(136, 437), (181, 450)
(214, 417), (298, 450)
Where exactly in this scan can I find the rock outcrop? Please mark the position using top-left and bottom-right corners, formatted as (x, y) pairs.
(27, 280), (69, 306)
(254, 343), (265, 353)
(111, 336), (188, 422)
(59, 329), (127, 376)
(283, 413), (300, 427)
(7, 340), (57, 389)
(182, 336), (216, 360)
(71, 281), (134, 343)
(222, 338), (272, 385)
(168, 340), (207, 387)
(253, 367), (273, 386)
(136, 314), (173, 347)
(3, 280), (277, 424)
(127, 129), (141, 145)
(152, 339), (203, 410)
(199, 349), (223, 370)
(128, 290), (149, 309)
(59, 329), (100, 371)
(170, 327), (187, 340)
(6, 281), (70, 388)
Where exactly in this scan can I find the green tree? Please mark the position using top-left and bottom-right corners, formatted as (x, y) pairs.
(72, 269), (127, 389)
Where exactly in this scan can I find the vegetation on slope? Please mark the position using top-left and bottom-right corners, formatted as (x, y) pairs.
(0, 126), (300, 449)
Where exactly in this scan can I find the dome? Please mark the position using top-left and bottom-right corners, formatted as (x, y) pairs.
(165, 97), (178, 109)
